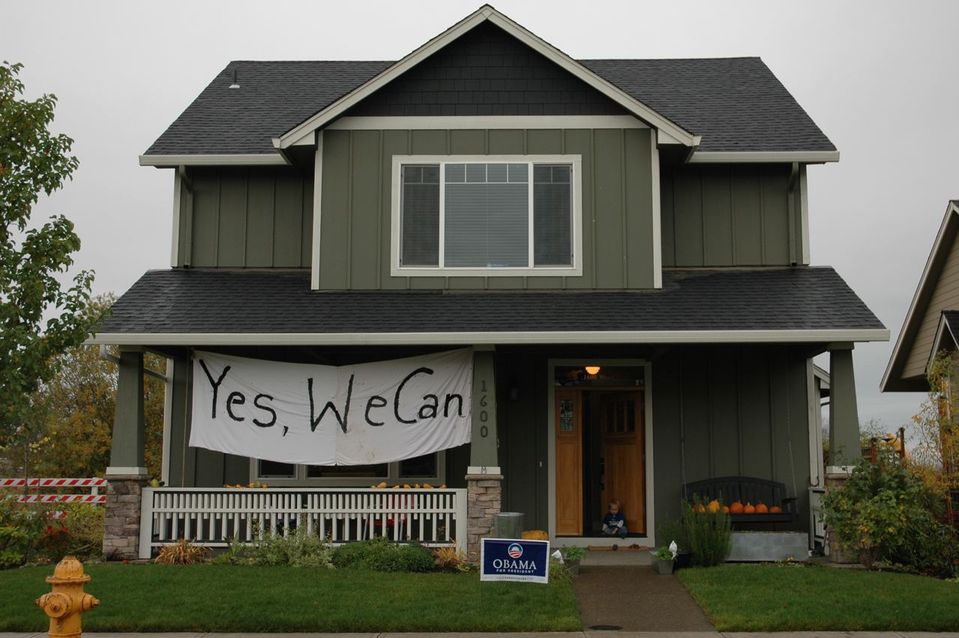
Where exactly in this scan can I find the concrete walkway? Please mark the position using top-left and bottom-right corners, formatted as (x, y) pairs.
(573, 561), (714, 632)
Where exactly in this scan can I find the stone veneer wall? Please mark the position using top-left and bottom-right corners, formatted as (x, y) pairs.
(466, 474), (502, 562)
(102, 478), (146, 560)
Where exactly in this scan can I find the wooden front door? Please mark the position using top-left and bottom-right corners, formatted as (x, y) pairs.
(555, 388), (583, 535)
(598, 391), (645, 535)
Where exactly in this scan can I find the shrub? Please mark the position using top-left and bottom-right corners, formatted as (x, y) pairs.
(681, 500), (731, 567)
(561, 546), (586, 562)
(332, 537), (434, 572)
(216, 527), (333, 568)
(155, 539), (210, 565)
(824, 455), (959, 577)
(0, 498), (49, 568)
(433, 545), (466, 571)
(657, 516), (689, 554)
(60, 503), (104, 561)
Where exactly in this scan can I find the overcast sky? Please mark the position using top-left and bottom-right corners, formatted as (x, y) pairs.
(5, 0), (959, 435)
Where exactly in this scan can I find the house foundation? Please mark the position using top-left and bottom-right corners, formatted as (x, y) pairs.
(102, 474), (147, 560)
(466, 472), (502, 561)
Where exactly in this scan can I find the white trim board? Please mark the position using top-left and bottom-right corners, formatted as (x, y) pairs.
(687, 151), (840, 164)
(311, 132), (324, 290)
(140, 153), (289, 167)
(326, 115), (648, 130)
(881, 200), (959, 391)
(89, 328), (890, 347)
(275, 5), (697, 149)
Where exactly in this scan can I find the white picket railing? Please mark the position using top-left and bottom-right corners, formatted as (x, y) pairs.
(139, 487), (467, 559)
(809, 487), (826, 551)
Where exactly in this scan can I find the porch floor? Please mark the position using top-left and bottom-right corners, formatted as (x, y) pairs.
(574, 563), (713, 632)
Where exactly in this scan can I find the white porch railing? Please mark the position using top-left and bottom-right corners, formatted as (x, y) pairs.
(809, 487), (826, 551)
(139, 487), (468, 560)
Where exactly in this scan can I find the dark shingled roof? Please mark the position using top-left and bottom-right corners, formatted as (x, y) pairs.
(144, 57), (835, 157)
(97, 267), (882, 337)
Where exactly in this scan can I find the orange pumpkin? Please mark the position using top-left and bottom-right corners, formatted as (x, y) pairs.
(769, 505), (782, 514)
(693, 503), (706, 513)
(722, 505), (730, 513)
(707, 499), (721, 513)
(730, 501), (744, 514)
(755, 502), (769, 514)
(743, 502), (756, 514)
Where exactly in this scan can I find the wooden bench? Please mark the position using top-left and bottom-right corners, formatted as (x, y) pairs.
(683, 476), (797, 525)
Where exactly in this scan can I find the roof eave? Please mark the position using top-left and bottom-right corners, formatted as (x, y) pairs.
(88, 328), (889, 347)
(275, 5), (698, 150)
(687, 150), (839, 164)
(139, 153), (290, 168)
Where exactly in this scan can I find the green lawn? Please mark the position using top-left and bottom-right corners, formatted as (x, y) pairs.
(0, 563), (581, 632)
(678, 563), (959, 631)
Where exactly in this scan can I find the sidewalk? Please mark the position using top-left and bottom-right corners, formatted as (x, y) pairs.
(5, 633), (959, 638)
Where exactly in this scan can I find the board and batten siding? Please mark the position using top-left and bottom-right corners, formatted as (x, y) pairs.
(652, 345), (811, 529)
(317, 128), (656, 290)
(177, 166), (313, 268)
(903, 229), (959, 378)
(660, 164), (805, 267)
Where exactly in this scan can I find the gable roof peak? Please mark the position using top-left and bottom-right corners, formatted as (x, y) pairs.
(273, 4), (699, 150)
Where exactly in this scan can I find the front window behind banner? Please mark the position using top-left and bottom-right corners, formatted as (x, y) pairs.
(254, 452), (443, 485)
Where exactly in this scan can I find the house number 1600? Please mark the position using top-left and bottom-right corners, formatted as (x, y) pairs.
(479, 379), (489, 438)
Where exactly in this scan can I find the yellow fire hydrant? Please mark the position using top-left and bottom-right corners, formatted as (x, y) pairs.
(35, 556), (99, 638)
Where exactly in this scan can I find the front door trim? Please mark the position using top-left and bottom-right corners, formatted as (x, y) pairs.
(547, 358), (655, 547)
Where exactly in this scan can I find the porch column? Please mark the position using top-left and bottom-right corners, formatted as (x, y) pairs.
(828, 344), (860, 465)
(103, 348), (149, 560)
(466, 347), (501, 561)
(825, 344), (860, 563)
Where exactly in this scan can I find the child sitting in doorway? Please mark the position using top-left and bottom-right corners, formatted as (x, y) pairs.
(601, 499), (628, 538)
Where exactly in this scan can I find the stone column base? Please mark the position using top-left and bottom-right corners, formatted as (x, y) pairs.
(102, 475), (147, 560)
(466, 473), (503, 562)
(824, 468), (855, 564)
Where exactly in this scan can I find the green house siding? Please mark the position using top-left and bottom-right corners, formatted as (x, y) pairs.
(661, 164), (805, 267)
(318, 128), (656, 290)
(495, 344), (812, 535)
(178, 166), (313, 268)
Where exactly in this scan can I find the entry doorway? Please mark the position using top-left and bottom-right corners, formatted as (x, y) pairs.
(554, 364), (647, 538)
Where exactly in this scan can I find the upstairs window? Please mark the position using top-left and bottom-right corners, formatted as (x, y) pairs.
(392, 156), (582, 276)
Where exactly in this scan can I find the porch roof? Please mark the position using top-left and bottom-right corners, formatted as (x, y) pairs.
(91, 267), (887, 346)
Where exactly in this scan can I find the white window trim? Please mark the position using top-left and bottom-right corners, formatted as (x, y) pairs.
(390, 154), (584, 278)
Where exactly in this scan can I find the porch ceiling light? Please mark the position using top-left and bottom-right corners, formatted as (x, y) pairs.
(585, 365), (601, 376)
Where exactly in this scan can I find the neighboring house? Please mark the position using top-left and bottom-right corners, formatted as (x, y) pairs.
(93, 5), (887, 559)
(883, 200), (959, 393)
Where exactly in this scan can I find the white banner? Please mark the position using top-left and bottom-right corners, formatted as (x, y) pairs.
(189, 349), (473, 465)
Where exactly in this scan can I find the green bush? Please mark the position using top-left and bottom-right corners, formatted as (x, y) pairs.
(681, 500), (731, 567)
(331, 537), (435, 572)
(0, 498), (49, 568)
(823, 455), (959, 577)
(657, 516), (689, 554)
(216, 527), (333, 568)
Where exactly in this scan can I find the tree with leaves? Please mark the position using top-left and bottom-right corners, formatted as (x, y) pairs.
(0, 61), (94, 450)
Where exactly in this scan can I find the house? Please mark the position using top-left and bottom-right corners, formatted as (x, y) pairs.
(882, 200), (959, 523)
(92, 5), (888, 560)
(883, 200), (959, 393)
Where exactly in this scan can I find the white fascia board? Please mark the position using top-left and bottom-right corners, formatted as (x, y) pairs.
(688, 150), (840, 164)
(276, 6), (697, 149)
(139, 154), (289, 167)
(881, 201), (959, 391)
(327, 115), (647, 130)
(88, 328), (889, 347)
